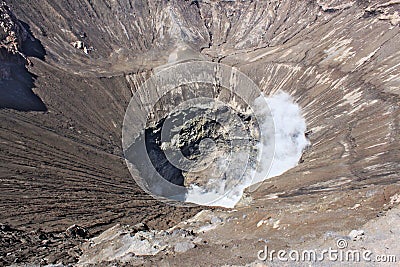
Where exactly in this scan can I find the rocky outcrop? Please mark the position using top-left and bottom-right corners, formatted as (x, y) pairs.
(0, 1), (30, 78)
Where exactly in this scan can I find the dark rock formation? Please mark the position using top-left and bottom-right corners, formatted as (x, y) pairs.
(0, 1), (46, 111)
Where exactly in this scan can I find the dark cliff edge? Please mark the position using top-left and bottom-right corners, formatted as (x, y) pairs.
(0, 1), (46, 111)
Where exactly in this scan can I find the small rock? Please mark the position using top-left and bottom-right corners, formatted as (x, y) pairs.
(71, 40), (85, 49)
(41, 239), (50, 246)
(70, 40), (91, 54)
(192, 237), (202, 244)
(390, 193), (400, 205)
(349, 229), (364, 241)
(272, 220), (280, 229)
(65, 224), (88, 239)
(171, 228), (186, 237)
(131, 222), (148, 232)
(174, 241), (195, 253)
(0, 223), (12, 232)
(376, 211), (385, 217)
(350, 203), (361, 209)
(171, 228), (190, 237)
(38, 232), (48, 240)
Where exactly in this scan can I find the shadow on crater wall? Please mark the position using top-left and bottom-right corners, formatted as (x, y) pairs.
(0, 20), (46, 112)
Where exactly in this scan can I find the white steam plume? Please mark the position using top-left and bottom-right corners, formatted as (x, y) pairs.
(185, 91), (309, 208)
